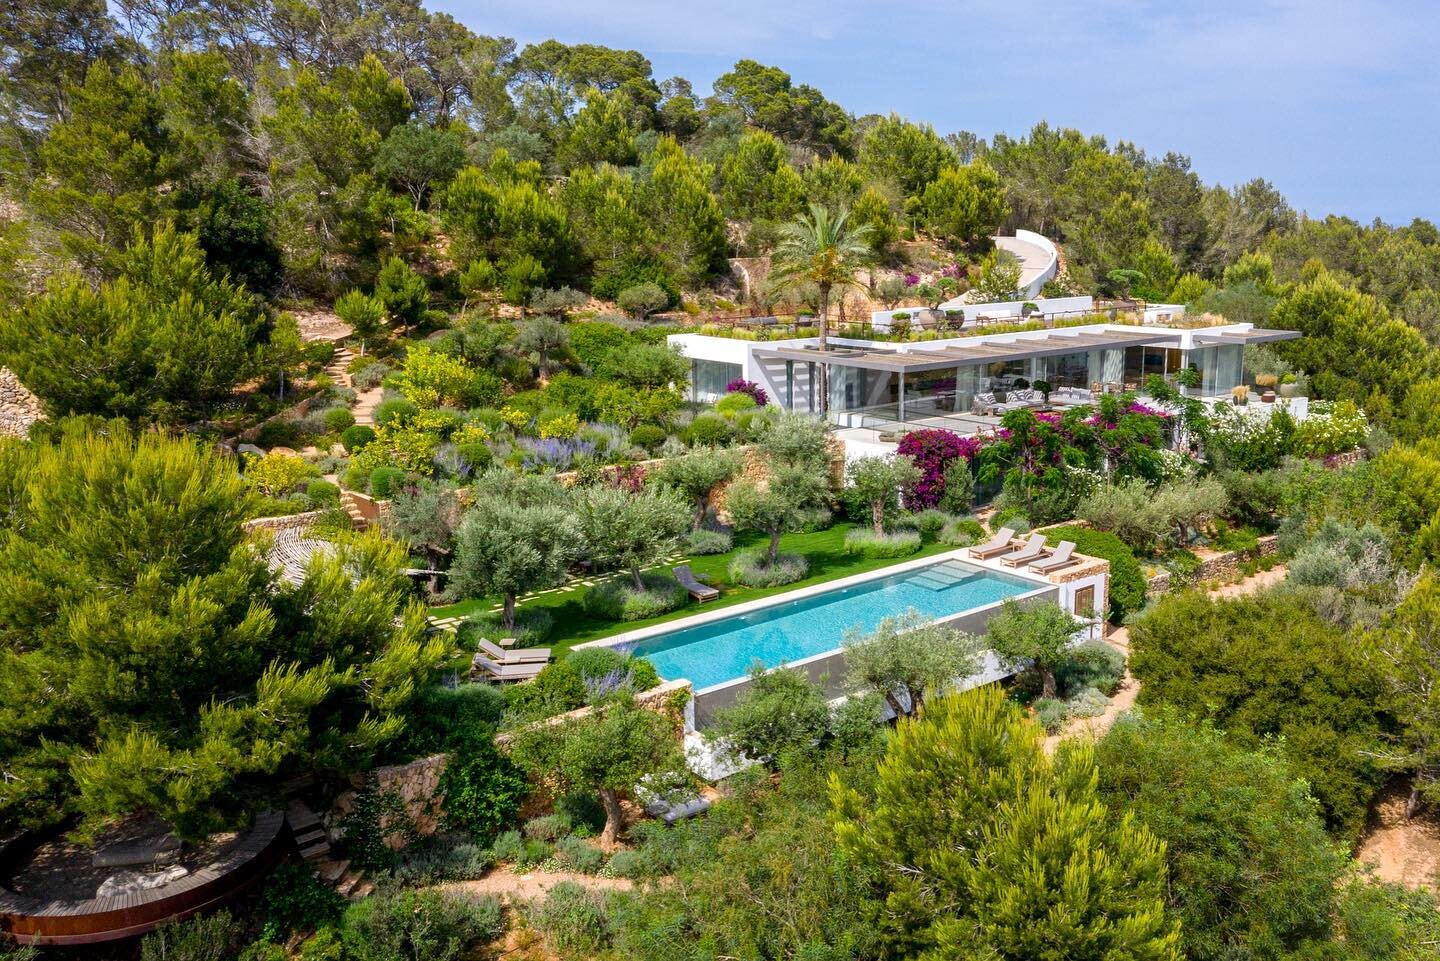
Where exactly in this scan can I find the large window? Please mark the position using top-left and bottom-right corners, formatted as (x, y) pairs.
(1123, 346), (1182, 389)
(1189, 345), (1244, 396)
(691, 359), (741, 403)
(1039, 351), (1091, 389)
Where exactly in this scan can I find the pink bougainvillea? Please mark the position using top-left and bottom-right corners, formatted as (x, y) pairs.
(896, 428), (983, 508)
(725, 378), (769, 407)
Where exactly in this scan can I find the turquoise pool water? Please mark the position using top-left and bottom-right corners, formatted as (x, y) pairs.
(624, 559), (1038, 691)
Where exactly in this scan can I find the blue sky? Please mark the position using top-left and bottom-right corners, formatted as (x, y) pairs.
(432, 0), (1440, 225)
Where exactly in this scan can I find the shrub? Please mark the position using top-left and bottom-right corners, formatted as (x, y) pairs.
(715, 392), (758, 418)
(555, 836), (606, 874)
(390, 842), (494, 885)
(489, 829), (524, 863)
(685, 412), (732, 446)
(1031, 697), (1066, 733)
(724, 378), (769, 406)
(843, 528), (922, 558)
(374, 397), (419, 426)
(686, 528), (733, 555)
(342, 465), (370, 491)
(455, 442), (493, 471)
(256, 418), (302, 449)
(140, 911), (245, 961)
(938, 516), (986, 546)
(565, 646), (661, 692)
(258, 863), (344, 940)
(583, 573), (689, 621)
(533, 882), (611, 954)
(351, 361), (391, 390)
(897, 508), (951, 536)
(368, 466), (405, 498)
(628, 423), (667, 453)
(524, 813), (573, 842)
(465, 608), (555, 646)
(603, 848), (644, 879)
(990, 506), (1032, 534)
(938, 457), (976, 512)
(341, 424), (377, 452)
(244, 451), (318, 496)
(1042, 525), (1144, 621)
(896, 428), (981, 508)
(439, 736), (527, 842)
(1056, 640), (1127, 696)
(1065, 685), (1111, 720)
(324, 407), (356, 432)
(728, 548), (808, 587)
(616, 282), (671, 318)
(306, 479), (341, 506)
(340, 889), (502, 961)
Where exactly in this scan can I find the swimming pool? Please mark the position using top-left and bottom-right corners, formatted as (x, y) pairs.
(617, 556), (1043, 692)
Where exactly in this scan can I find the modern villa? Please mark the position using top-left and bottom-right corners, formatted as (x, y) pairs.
(671, 293), (1303, 454)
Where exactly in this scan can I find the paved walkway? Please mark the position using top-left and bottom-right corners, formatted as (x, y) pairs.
(1045, 564), (1287, 753)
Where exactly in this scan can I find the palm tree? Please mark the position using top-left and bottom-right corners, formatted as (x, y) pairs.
(769, 204), (873, 413)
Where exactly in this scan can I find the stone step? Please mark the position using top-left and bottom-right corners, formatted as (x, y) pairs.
(293, 827), (328, 848)
(299, 839), (332, 861)
(349, 880), (375, 900)
(335, 870), (364, 898)
(315, 859), (350, 884)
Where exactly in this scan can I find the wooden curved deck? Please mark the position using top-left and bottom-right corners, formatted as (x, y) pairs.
(0, 811), (285, 946)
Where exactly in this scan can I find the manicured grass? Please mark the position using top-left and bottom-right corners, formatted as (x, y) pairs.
(431, 521), (957, 656)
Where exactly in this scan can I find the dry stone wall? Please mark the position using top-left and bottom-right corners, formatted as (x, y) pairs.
(0, 368), (43, 438)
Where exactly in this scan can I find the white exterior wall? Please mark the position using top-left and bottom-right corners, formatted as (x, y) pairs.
(1012, 229), (1060, 298)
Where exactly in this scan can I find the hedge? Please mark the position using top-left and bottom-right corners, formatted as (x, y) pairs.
(1041, 525), (1145, 621)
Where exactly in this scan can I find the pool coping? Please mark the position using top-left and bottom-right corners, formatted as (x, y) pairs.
(576, 547), (1059, 697)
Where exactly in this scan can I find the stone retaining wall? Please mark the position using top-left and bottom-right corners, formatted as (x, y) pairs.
(1145, 534), (1279, 595)
(0, 368), (43, 438)
(241, 511), (327, 533)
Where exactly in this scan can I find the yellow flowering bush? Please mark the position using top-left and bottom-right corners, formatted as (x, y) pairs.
(537, 411), (580, 439)
(244, 451), (318, 496)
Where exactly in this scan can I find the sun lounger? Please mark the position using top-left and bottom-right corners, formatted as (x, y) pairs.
(673, 564), (719, 602)
(1000, 533), (1050, 567)
(968, 526), (1019, 559)
(472, 654), (546, 682)
(477, 638), (551, 664)
(1028, 540), (1079, 574)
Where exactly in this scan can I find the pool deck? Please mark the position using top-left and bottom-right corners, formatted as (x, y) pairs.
(580, 543), (1108, 720)
(576, 547), (1044, 654)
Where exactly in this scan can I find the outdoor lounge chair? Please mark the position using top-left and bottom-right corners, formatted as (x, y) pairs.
(994, 388), (1044, 414)
(674, 564), (719, 602)
(1028, 540), (1079, 574)
(1000, 533), (1050, 567)
(968, 526), (1019, 559)
(477, 638), (551, 664)
(1049, 387), (1095, 406)
(472, 654), (546, 683)
(971, 391), (998, 415)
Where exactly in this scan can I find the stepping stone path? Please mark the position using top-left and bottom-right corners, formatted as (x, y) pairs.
(317, 341), (382, 427)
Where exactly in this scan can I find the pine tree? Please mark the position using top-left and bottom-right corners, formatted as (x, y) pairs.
(831, 687), (1180, 961)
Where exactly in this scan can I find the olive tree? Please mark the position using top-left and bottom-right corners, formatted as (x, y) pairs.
(509, 692), (686, 847)
(843, 610), (981, 717)
(983, 599), (1080, 699)
(654, 447), (745, 530)
(846, 454), (922, 536)
(572, 484), (690, 590)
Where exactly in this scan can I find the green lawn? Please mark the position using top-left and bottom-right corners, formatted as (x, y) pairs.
(432, 521), (957, 656)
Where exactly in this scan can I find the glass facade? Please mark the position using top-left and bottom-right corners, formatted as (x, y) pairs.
(691, 359), (741, 403)
(1037, 351), (1091, 389)
(1188, 344), (1245, 396)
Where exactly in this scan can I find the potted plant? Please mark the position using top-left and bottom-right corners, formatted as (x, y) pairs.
(1278, 373), (1299, 398)
(1231, 385), (1250, 406)
(1254, 373), (1277, 403)
(1033, 379), (1052, 404)
(1021, 302), (1040, 318)
(1175, 365), (1201, 396)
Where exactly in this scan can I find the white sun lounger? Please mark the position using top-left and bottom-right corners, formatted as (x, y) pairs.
(968, 526), (1019, 559)
(1028, 540), (1079, 574)
(1000, 533), (1050, 567)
